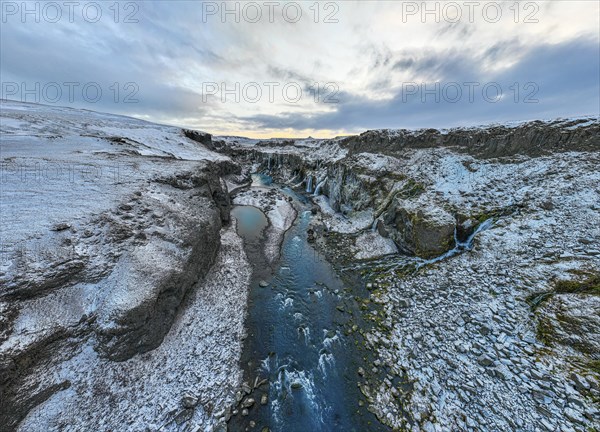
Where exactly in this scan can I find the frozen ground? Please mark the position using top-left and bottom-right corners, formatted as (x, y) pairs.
(0, 100), (245, 431)
(2, 100), (598, 432)
(218, 119), (600, 432)
(18, 224), (251, 432)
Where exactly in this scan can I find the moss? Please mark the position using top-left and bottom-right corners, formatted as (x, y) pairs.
(527, 272), (600, 312)
(586, 360), (600, 376)
(555, 273), (600, 296)
(536, 317), (555, 346)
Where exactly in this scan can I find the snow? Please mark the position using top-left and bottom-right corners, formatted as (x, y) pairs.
(18, 225), (251, 432)
(1, 100), (247, 431)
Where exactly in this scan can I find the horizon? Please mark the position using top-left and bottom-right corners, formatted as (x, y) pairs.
(2, 97), (597, 141)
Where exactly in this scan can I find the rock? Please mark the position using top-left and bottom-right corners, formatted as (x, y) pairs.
(307, 228), (316, 243)
(564, 407), (585, 424)
(311, 206), (319, 215)
(570, 374), (590, 392)
(241, 409), (249, 416)
(183, 129), (213, 148)
(51, 222), (71, 231)
(398, 298), (410, 308)
(383, 200), (456, 258)
(291, 382), (302, 390)
(477, 354), (494, 367)
(260, 394), (268, 405)
(241, 398), (255, 408)
(358, 367), (365, 376)
(181, 392), (198, 409)
(422, 421), (436, 432)
(259, 280), (269, 288)
(174, 409), (194, 425)
(537, 295), (600, 355)
(479, 324), (491, 336)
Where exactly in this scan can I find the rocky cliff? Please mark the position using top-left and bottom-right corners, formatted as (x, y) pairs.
(0, 101), (247, 431)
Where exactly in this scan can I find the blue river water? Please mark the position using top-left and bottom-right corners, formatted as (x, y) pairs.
(230, 177), (389, 432)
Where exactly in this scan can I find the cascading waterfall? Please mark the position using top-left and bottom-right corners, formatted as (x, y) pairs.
(268, 154), (272, 170)
(344, 217), (496, 273)
(419, 218), (495, 267)
(313, 177), (328, 196)
(371, 218), (378, 232)
(306, 176), (313, 193)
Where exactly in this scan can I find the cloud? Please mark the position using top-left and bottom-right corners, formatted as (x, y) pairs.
(240, 37), (600, 132)
(1, 1), (598, 137)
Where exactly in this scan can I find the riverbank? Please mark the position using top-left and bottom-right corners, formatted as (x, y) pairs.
(217, 123), (600, 431)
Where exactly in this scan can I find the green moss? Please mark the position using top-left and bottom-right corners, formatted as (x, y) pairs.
(586, 360), (600, 375)
(555, 273), (600, 296)
(536, 317), (555, 346)
(526, 273), (600, 312)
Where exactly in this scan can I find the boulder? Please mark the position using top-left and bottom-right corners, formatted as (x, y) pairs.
(384, 199), (455, 258)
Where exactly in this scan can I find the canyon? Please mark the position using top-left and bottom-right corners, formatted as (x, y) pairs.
(1, 100), (599, 432)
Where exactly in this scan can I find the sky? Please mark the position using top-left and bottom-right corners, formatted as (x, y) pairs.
(1, 0), (599, 138)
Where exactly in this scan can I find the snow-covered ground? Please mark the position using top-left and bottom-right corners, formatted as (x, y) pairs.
(0, 100), (247, 431)
(218, 119), (600, 431)
(2, 100), (599, 432)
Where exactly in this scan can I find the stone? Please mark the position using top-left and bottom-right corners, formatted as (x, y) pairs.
(477, 355), (494, 367)
(260, 394), (268, 405)
(242, 398), (255, 408)
(51, 222), (71, 231)
(181, 392), (198, 409)
(259, 280), (269, 288)
(569, 374), (590, 392)
(398, 298), (410, 308)
(479, 325), (491, 336)
(563, 408), (585, 424)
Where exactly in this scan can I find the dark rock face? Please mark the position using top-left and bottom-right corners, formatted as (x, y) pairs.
(0, 163), (231, 428)
(340, 118), (600, 159)
(183, 129), (213, 149)
(383, 203), (456, 258)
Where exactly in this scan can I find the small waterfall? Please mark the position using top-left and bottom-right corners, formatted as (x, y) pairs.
(306, 176), (313, 193)
(371, 219), (378, 232)
(313, 177), (327, 196)
(268, 154), (272, 170)
(420, 218), (495, 267)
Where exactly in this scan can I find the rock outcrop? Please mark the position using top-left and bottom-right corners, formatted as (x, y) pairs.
(0, 100), (241, 431)
(383, 199), (456, 258)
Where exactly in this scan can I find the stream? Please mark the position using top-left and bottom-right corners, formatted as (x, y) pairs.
(229, 174), (494, 431)
(229, 176), (388, 432)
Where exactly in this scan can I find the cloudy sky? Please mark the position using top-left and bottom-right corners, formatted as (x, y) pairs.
(1, 1), (599, 137)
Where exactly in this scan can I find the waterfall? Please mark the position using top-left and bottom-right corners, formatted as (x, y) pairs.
(306, 176), (313, 193)
(419, 218), (495, 267)
(268, 154), (272, 170)
(371, 219), (378, 232)
(313, 177), (327, 196)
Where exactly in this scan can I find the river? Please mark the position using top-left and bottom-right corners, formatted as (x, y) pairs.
(229, 176), (389, 432)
